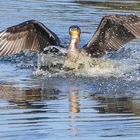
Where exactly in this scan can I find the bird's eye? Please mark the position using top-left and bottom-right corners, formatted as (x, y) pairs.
(69, 28), (71, 31)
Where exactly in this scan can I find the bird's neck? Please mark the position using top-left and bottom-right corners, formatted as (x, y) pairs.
(67, 35), (80, 62)
(68, 35), (80, 51)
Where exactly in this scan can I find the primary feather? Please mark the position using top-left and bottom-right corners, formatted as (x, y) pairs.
(84, 14), (140, 57)
(0, 20), (61, 56)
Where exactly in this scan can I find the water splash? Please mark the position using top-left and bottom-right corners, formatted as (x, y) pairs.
(0, 44), (140, 80)
(32, 48), (140, 79)
(0, 51), (37, 69)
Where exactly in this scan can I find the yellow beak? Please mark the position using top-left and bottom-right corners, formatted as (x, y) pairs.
(70, 30), (80, 36)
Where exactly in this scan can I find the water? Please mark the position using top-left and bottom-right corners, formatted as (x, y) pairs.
(0, 0), (140, 139)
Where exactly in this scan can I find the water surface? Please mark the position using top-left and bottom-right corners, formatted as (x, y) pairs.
(0, 0), (140, 140)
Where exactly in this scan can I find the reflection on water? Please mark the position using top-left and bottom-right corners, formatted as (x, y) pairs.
(92, 93), (139, 114)
(0, 0), (140, 139)
(69, 92), (80, 113)
(1, 84), (140, 139)
(0, 84), (59, 109)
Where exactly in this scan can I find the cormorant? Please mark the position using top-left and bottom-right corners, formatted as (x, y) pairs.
(0, 14), (140, 66)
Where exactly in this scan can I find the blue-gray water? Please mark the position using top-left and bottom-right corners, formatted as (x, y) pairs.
(0, 0), (140, 140)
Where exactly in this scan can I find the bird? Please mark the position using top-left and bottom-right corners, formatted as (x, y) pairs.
(0, 14), (140, 67)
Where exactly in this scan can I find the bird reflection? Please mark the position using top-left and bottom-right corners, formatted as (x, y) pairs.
(68, 91), (80, 136)
(0, 84), (59, 109)
(69, 92), (80, 113)
(91, 92), (140, 116)
(1, 83), (140, 116)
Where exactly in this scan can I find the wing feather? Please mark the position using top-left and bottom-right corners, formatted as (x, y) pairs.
(0, 41), (9, 55)
(0, 20), (61, 56)
(0, 38), (8, 50)
(6, 41), (15, 55)
(124, 23), (140, 38)
(84, 14), (140, 57)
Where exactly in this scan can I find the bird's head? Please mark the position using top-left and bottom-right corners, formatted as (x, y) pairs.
(69, 25), (81, 37)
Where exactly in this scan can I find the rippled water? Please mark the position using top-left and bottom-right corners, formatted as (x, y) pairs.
(0, 0), (140, 139)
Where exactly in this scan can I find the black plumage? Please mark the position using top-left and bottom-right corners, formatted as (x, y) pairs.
(0, 14), (140, 58)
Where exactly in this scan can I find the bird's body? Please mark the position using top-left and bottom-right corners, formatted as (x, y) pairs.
(0, 14), (140, 70)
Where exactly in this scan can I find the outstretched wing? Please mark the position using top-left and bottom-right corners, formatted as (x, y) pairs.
(0, 20), (61, 56)
(84, 14), (140, 57)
